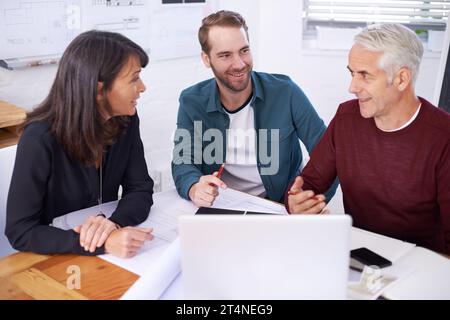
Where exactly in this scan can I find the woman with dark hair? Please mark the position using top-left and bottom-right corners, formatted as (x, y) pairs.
(6, 30), (155, 258)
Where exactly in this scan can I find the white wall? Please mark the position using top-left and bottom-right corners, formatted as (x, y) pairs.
(0, 0), (442, 207)
(216, 0), (261, 68)
(0, 145), (18, 257)
(256, 0), (303, 75)
(137, 57), (213, 190)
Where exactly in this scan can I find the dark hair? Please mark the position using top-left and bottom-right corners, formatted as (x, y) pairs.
(25, 30), (149, 165)
(198, 10), (249, 54)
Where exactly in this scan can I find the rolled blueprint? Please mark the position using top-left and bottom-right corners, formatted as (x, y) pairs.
(121, 237), (181, 300)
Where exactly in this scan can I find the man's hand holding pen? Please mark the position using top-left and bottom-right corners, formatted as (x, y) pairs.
(188, 163), (227, 207)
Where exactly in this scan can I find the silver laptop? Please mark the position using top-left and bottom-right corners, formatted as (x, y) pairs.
(179, 214), (352, 300)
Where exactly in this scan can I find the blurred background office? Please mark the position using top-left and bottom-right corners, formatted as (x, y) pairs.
(1, 0), (449, 257)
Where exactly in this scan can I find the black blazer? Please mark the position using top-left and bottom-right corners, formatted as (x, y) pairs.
(6, 114), (154, 255)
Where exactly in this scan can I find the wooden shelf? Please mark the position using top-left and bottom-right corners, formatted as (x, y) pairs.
(0, 101), (26, 149)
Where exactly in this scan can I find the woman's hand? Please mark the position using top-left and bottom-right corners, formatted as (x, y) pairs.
(104, 227), (154, 258)
(73, 215), (119, 253)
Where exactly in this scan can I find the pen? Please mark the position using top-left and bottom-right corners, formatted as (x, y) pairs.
(216, 163), (225, 179)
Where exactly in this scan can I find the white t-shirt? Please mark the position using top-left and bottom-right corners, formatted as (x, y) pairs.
(221, 102), (266, 197)
(381, 104), (422, 132)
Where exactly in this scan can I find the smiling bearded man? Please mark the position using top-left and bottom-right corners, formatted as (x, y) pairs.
(172, 10), (338, 208)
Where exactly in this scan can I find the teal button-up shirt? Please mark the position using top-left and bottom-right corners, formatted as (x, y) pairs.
(172, 71), (337, 203)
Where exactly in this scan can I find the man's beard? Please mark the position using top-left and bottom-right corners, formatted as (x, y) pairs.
(211, 63), (252, 93)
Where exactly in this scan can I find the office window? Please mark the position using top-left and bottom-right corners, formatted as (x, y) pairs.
(303, 0), (450, 36)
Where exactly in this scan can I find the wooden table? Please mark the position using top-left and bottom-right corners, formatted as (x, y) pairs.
(0, 101), (27, 149)
(1, 248), (448, 300)
(0, 252), (138, 300)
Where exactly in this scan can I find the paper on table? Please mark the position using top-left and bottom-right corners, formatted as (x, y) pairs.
(51, 201), (117, 230)
(111, 188), (287, 275)
(100, 189), (197, 275)
(50, 189), (197, 275)
(212, 187), (288, 214)
(51, 187), (289, 299)
(159, 272), (183, 299)
(121, 238), (182, 300)
(116, 188), (288, 299)
(51, 188), (285, 276)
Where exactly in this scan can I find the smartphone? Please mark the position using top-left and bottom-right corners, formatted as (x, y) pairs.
(350, 247), (392, 271)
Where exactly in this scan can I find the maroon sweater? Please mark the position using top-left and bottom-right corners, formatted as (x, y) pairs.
(288, 98), (450, 255)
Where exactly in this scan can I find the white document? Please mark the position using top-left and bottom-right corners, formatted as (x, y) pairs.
(159, 272), (183, 300)
(212, 187), (288, 214)
(99, 189), (197, 276)
(51, 189), (196, 276)
(51, 201), (117, 230)
(115, 188), (289, 299)
(52, 187), (285, 299)
(121, 238), (182, 300)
